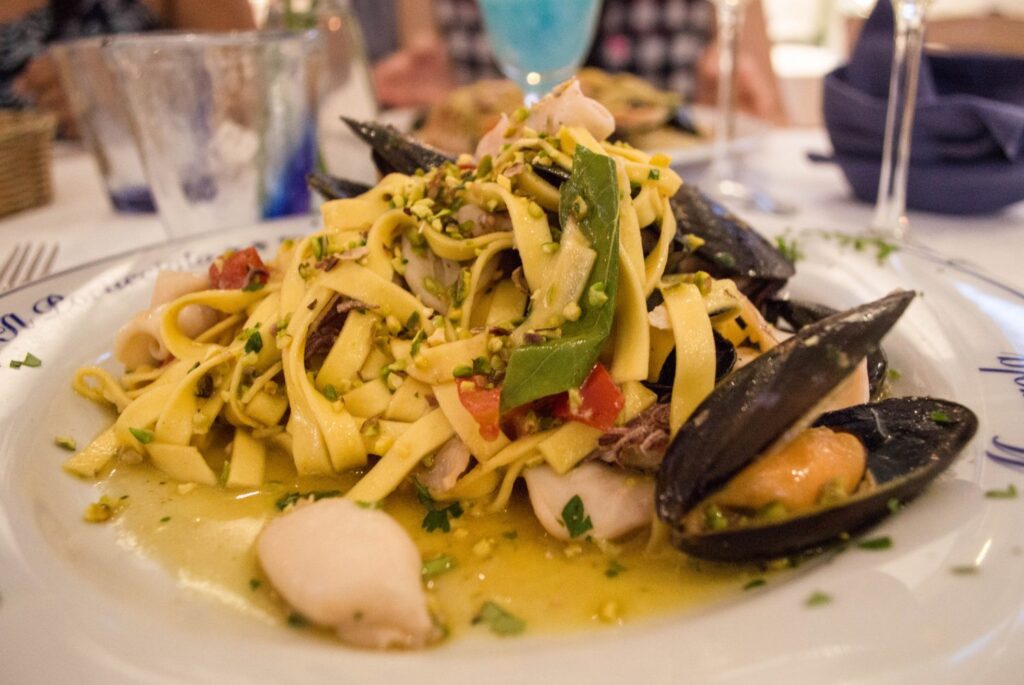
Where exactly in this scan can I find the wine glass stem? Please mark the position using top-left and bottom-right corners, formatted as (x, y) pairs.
(708, 0), (746, 188)
(872, 0), (929, 240)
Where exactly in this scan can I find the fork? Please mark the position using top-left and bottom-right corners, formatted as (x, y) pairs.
(0, 242), (60, 294)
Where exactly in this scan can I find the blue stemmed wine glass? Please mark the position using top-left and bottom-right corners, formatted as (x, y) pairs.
(478, 0), (604, 105)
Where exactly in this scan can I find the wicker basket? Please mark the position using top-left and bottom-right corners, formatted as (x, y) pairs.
(0, 110), (58, 219)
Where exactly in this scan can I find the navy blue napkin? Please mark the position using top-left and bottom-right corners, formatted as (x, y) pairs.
(821, 0), (1024, 214)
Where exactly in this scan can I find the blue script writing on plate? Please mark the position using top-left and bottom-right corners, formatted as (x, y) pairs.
(0, 294), (64, 344)
(979, 353), (1024, 467)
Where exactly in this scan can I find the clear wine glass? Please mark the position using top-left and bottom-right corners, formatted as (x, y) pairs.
(870, 0), (932, 240)
(478, 0), (603, 105)
(705, 0), (792, 215)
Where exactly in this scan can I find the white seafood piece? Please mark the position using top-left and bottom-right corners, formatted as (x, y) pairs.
(421, 437), (471, 497)
(474, 79), (616, 159)
(257, 498), (435, 650)
(114, 271), (218, 369)
(523, 462), (655, 542)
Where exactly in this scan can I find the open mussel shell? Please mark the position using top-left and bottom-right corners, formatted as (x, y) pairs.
(657, 290), (921, 559)
(644, 330), (736, 402)
(763, 298), (889, 399)
(343, 117), (454, 176)
(677, 397), (977, 561)
(307, 172), (371, 201)
(669, 185), (795, 304)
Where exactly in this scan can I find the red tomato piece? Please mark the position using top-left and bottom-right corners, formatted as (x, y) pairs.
(552, 363), (625, 432)
(209, 247), (267, 290)
(457, 379), (502, 441)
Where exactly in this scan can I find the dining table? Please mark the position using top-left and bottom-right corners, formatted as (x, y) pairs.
(3, 128), (1022, 296)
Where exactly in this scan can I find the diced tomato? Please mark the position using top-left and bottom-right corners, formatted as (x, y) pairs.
(209, 247), (267, 290)
(552, 363), (625, 432)
(457, 377), (502, 441)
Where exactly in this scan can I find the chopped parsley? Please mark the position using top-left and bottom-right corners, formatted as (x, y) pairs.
(929, 410), (953, 424)
(274, 490), (341, 511)
(129, 427), (154, 444)
(241, 280), (265, 292)
(421, 554), (457, 579)
(472, 601), (525, 636)
(54, 436), (77, 451)
(561, 495), (593, 538)
(159, 516), (171, 523)
(743, 578), (767, 591)
(244, 330), (263, 355)
(887, 368), (902, 381)
(414, 480), (464, 533)
(951, 565), (979, 576)
(321, 384), (339, 402)
(604, 559), (626, 578)
(887, 497), (902, 513)
(805, 591), (832, 607)
(249, 579), (262, 591)
(774, 235), (803, 264)
(647, 168), (660, 181)
(985, 484), (1018, 499)
(501, 530), (518, 540)
(8, 352), (42, 369)
(857, 536), (892, 551)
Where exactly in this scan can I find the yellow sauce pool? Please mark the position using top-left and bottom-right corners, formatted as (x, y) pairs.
(103, 455), (750, 640)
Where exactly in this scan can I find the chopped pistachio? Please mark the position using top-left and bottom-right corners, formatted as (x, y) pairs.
(54, 436), (77, 451)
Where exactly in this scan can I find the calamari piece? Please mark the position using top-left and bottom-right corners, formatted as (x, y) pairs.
(421, 437), (471, 497)
(257, 498), (436, 649)
(113, 270), (218, 369)
(523, 462), (655, 541)
(474, 80), (616, 159)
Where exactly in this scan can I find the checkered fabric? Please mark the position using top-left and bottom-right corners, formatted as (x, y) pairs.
(435, 0), (713, 99)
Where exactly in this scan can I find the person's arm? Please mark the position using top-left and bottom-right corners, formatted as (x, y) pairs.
(372, 0), (454, 107)
(697, 0), (787, 124)
(154, 0), (256, 31)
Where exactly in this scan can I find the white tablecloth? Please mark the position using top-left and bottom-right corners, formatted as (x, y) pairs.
(2, 131), (1022, 292)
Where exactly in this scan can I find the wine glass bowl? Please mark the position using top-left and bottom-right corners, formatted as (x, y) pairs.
(478, 0), (603, 105)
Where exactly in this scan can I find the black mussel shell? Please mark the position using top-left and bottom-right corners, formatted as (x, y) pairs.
(644, 331), (736, 401)
(343, 117), (454, 176)
(763, 298), (889, 399)
(669, 184), (795, 304)
(676, 397), (977, 561)
(656, 290), (915, 528)
(307, 172), (371, 201)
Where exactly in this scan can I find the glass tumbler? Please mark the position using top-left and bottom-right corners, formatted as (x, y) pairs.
(105, 31), (324, 238)
(50, 36), (156, 213)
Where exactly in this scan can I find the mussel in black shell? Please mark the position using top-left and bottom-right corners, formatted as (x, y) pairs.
(656, 290), (978, 562)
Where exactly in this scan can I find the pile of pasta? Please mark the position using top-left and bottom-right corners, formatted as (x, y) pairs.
(66, 122), (772, 511)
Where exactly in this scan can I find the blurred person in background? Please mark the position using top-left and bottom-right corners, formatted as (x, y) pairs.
(1, 0), (256, 135)
(372, 0), (785, 123)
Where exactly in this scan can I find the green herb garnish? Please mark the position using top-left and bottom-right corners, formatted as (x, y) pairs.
(129, 427), (154, 444)
(160, 516), (171, 523)
(241, 280), (265, 292)
(604, 560), (626, 578)
(249, 579), (262, 590)
(287, 612), (308, 628)
(647, 168), (660, 181)
(929, 410), (953, 424)
(9, 352), (42, 369)
(805, 591), (832, 607)
(887, 497), (901, 513)
(985, 484), (1018, 499)
(274, 490), (342, 511)
(500, 146), (620, 412)
(414, 480), (464, 533)
(857, 536), (892, 550)
(743, 578), (767, 591)
(54, 436), (77, 451)
(472, 601), (525, 636)
(774, 235), (803, 264)
(561, 495), (593, 538)
(322, 384), (339, 402)
(421, 554), (457, 579)
(502, 530), (518, 540)
(244, 330), (263, 355)
(951, 565), (979, 575)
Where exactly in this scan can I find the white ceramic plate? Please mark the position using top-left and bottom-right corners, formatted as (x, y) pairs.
(1, 223), (1023, 684)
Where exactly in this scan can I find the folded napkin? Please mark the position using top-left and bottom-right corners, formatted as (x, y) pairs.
(822, 0), (1024, 214)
